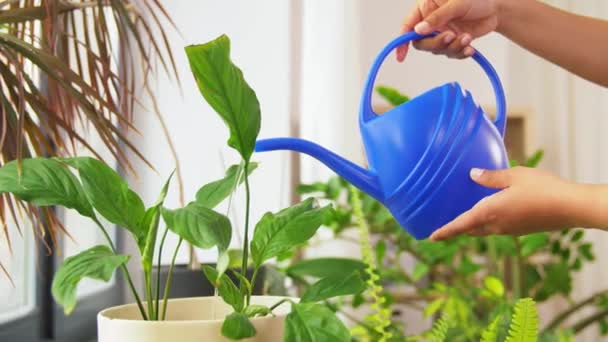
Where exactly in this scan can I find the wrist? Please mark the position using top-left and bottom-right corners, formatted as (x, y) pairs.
(568, 184), (608, 230)
(495, 0), (533, 36)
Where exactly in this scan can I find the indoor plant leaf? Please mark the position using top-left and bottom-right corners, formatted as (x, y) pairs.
(162, 202), (231, 251)
(195, 162), (258, 208)
(285, 257), (366, 279)
(221, 312), (256, 340)
(284, 302), (350, 342)
(519, 233), (549, 257)
(51, 245), (129, 315)
(202, 266), (243, 312)
(0, 158), (93, 217)
(243, 304), (271, 318)
(505, 298), (539, 342)
(250, 198), (332, 268)
(375, 85), (410, 106)
(60, 157), (145, 241)
(185, 35), (261, 161)
(301, 270), (366, 303)
(141, 171), (173, 270)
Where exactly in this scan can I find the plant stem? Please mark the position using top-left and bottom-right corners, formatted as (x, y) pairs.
(240, 161), (252, 306)
(161, 237), (183, 320)
(144, 270), (155, 320)
(512, 237), (522, 300)
(571, 308), (608, 333)
(93, 217), (148, 320)
(544, 288), (608, 332)
(250, 267), (259, 296)
(269, 298), (292, 312)
(155, 227), (170, 320)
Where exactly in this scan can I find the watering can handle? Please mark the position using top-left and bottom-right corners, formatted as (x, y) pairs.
(360, 31), (507, 137)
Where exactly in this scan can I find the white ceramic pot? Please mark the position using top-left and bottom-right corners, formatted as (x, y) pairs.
(98, 296), (294, 342)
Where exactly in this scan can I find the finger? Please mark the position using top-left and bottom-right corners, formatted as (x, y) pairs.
(470, 167), (513, 189)
(397, 7), (423, 62)
(444, 33), (472, 58)
(429, 208), (483, 241)
(414, 0), (470, 34)
(412, 30), (456, 53)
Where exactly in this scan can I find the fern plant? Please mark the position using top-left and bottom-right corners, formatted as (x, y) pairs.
(481, 317), (501, 342)
(506, 298), (539, 342)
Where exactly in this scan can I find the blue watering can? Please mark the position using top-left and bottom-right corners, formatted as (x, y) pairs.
(255, 31), (509, 239)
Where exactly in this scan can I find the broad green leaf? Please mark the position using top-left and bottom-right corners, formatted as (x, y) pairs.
(301, 271), (366, 302)
(52, 245), (129, 315)
(285, 258), (366, 279)
(412, 262), (430, 282)
(221, 312), (256, 340)
(141, 172), (173, 272)
(284, 303), (350, 342)
(202, 266), (243, 312)
(0, 158), (93, 217)
(375, 85), (410, 106)
(484, 276), (505, 298)
(250, 198), (332, 267)
(243, 304), (271, 318)
(61, 157), (145, 240)
(481, 317), (500, 342)
(195, 162), (258, 208)
(505, 298), (539, 342)
(519, 233), (549, 257)
(185, 35), (261, 161)
(162, 202), (231, 251)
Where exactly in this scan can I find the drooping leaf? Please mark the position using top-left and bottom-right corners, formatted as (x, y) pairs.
(202, 266), (243, 312)
(185, 35), (261, 161)
(250, 198), (332, 267)
(505, 298), (539, 342)
(481, 317), (500, 342)
(519, 233), (549, 257)
(301, 271), (366, 303)
(0, 158), (93, 217)
(285, 258), (366, 280)
(221, 312), (256, 340)
(162, 202), (231, 251)
(52, 245), (129, 315)
(243, 304), (271, 318)
(60, 157), (145, 240)
(284, 303), (350, 342)
(141, 172), (173, 272)
(195, 162), (258, 208)
(375, 85), (410, 106)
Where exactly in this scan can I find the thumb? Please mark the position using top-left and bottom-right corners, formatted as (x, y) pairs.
(470, 168), (512, 189)
(415, 1), (469, 34)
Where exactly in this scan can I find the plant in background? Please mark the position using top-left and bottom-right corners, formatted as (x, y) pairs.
(285, 85), (608, 340)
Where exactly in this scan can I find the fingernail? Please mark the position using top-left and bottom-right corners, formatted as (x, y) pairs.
(464, 46), (475, 56)
(461, 34), (472, 45)
(414, 21), (431, 34)
(470, 168), (485, 180)
(444, 32), (455, 44)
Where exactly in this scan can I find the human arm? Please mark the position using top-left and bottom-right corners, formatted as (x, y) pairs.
(429, 167), (608, 241)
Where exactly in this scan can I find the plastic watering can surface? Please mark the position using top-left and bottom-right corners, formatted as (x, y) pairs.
(255, 31), (509, 239)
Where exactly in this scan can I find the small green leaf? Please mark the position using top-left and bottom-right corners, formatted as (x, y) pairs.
(519, 233), (549, 257)
(202, 266), (243, 312)
(484, 276), (505, 298)
(195, 162), (258, 209)
(243, 304), (271, 318)
(578, 243), (594, 261)
(570, 230), (584, 242)
(284, 303), (350, 342)
(52, 245), (129, 315)
(424, 298), (445, 317)
(162, 202), (231, 251)
(61, 157), (145, 240)
(412, 262), (430, 282)
(0, 158), (93, 217)
(301, 271), (366, 303)
(375, 240), (386, 264)
(375, 85), (410, 106)
(185, 35), (261, 161)
(221, 312), (256, 340)
(505, 298), (539, 342)
(296, 182), (327, 195)
(250, 198), (332, 267)
(524, 150), (544, 168)
(285, 258), (366, 279)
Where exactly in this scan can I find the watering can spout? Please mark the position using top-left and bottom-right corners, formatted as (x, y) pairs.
(255, 138), (384, 201)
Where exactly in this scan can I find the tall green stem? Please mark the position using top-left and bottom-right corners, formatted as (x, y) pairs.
(240, 161), (252, 305)
(93, 217), (148, 320)
(161, 237), (183, 320)
(512, 237), (522, 300)
(155, 227), (170, 320)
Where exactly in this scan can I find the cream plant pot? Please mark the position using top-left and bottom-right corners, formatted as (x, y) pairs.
(98, 296), (294, 342)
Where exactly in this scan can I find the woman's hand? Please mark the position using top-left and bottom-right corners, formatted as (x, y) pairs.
(396, 0), (502, 61)
(429, 167), (608, 241)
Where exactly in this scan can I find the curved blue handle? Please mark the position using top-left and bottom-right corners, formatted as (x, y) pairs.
(360, 31), (507, 137)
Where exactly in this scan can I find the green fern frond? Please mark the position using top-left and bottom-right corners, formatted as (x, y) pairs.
(505, 298), (539, 342)
(426, 317), (450, 342)
(481, 317), (500, 342)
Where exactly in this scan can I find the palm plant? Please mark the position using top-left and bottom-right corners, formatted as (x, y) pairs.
(0, 0), (178, 278)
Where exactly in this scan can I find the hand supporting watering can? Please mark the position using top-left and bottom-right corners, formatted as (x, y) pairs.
(396, 0), (608, 241)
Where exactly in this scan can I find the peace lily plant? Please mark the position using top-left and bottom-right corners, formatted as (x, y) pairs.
(0, 34), (366, 341)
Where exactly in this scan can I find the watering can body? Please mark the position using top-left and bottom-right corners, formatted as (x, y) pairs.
(255, 32), (509, 239)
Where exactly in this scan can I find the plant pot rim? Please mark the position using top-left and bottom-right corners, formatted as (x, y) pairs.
(98, 295), (297, 325)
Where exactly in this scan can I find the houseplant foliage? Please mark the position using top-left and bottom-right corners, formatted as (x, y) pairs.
(0, 0), (179, 266)
(284, 86), (608, 341)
